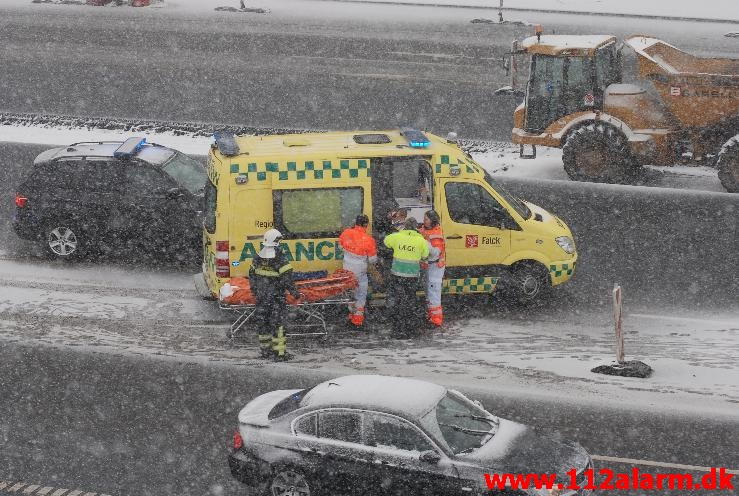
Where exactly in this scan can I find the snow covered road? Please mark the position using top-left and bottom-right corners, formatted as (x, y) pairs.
(1, 1), (736, 140)
(0, 256), (736, 415)
(1, 341), (736, 496)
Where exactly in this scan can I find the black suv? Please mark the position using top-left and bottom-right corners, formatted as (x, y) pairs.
(13, 138), (206, 260)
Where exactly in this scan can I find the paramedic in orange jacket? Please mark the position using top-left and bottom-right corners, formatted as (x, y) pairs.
(338, 214), (378, 326)
(419, 210), (445, 326)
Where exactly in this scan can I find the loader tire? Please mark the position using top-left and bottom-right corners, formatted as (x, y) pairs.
(562, 123), (636, 183)
(717, 134), (739, 193)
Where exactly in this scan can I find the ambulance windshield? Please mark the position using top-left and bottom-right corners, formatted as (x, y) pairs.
(483, 170), (531, 220)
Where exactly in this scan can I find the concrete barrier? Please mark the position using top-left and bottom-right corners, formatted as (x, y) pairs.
(496, 177), (739, 308)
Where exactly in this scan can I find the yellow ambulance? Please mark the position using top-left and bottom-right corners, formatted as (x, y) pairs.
(195, 128), (577, 304)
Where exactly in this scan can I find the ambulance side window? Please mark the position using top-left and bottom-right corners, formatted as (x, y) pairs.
(274, 187), (363, 239)
(204, 181), (217, 234)
(445, 182), (512, 228)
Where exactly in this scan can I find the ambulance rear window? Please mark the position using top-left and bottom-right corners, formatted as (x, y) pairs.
(274, 187), (363, 239)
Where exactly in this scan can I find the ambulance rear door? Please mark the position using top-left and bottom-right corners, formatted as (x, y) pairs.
(202, 154), (224, 296)
(229, 187), (274, 278)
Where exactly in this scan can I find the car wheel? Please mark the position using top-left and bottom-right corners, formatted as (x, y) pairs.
(268, 467), (313, 496)
(503, 262), (550, 305)
(44, 223), (85, 260)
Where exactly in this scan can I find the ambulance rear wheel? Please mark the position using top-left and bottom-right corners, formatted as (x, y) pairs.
(505, 262), (550, 305)
(717, 134), (739, 193)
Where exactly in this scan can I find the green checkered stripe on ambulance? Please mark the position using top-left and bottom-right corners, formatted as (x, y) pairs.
(442, 276), (498, 294)
(434, 155), (482, 175)
(228, 159), (370, 181)
(550, 262), (576, 278)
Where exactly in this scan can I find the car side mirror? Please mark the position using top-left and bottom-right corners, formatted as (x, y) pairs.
(493, 85), (525, 99)
(419, 450), (442, 464)
(166, 187), (184, 199)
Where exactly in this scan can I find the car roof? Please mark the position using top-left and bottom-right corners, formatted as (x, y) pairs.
(220, 129), (450, 161)
(300, 375), (447, 419)
(35, 141), (175, 165)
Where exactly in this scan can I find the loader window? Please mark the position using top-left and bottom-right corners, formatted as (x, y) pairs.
(274, 187), (363, 239)
(595, 44), (620, 90)
(525, 54), (595, 133)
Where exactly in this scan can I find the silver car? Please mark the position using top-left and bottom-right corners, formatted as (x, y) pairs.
(228, 375), (593, 496)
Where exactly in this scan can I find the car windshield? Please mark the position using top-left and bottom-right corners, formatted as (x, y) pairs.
(483, 169), (531, 220)
(161, 151), (207, 195)
(430, 392), (498, 454)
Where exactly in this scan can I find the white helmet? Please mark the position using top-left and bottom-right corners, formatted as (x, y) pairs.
(262, 228), (283, 247)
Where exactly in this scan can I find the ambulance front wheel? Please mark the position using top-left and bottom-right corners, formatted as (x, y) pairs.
(504, 262), (550, 305)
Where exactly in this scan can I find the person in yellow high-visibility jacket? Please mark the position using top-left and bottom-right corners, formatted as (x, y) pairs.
(383, 217), (430, 338)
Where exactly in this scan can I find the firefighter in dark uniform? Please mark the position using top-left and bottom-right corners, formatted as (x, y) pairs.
(249, 228), (302, 360)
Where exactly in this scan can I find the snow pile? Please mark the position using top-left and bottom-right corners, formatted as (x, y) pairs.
(0, 113), (727, 192)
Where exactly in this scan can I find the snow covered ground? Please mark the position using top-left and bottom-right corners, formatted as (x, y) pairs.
(0, 257), (736, 417)
(0, 118), (728, 192)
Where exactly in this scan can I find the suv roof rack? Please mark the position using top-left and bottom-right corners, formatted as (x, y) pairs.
(68, 141), (123, 147)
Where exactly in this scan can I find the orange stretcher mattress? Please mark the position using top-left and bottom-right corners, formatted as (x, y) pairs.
(220, 269), (357, 306)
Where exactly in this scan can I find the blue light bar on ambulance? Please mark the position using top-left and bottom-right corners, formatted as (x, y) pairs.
(400, 127), (430, 148)
(113, 137), (146, 159)
(213, 130), (240, 157)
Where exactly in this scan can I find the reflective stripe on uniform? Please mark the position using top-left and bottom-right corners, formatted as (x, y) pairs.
(278, 264), (293, 274)
(391, 257), (421, 277)
(271, 326), (287, 356)
(254, 268), (280, 277)
(254, 264), (292, 277)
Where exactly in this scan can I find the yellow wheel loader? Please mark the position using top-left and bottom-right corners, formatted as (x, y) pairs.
(499, 32), (739, 192)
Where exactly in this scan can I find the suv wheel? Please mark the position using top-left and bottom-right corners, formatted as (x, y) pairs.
(44, 224), (85, 259)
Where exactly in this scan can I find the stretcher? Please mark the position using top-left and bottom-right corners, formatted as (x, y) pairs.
(219, 269), (357, 341)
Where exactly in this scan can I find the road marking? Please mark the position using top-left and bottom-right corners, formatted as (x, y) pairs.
(629, 313), (739, 326)
(593, 455), (739, 474)
(0, 482), (108, 496)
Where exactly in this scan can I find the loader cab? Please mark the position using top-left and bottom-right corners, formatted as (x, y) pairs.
(523, 35), (620, 133)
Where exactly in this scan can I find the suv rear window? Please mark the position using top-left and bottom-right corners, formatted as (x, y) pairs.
(267, 387), (314, 420)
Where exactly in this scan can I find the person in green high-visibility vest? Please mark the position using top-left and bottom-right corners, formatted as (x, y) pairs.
(383, 217), (430, 338)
